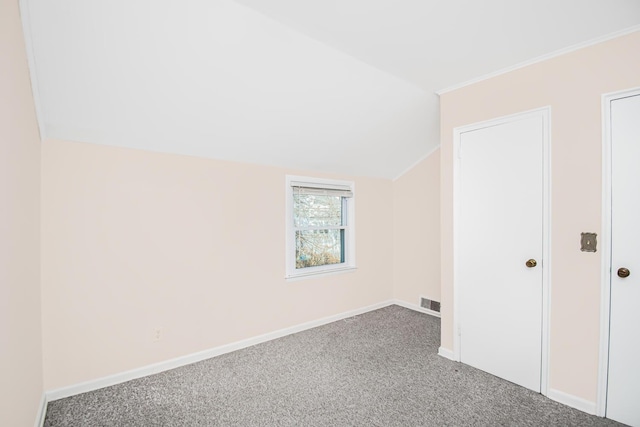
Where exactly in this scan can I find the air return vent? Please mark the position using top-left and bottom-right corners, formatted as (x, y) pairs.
(420, 297), (441, 313)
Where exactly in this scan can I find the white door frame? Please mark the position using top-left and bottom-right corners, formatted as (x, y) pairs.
(597, 86), (640, 417)
(452, 106), (552, 396)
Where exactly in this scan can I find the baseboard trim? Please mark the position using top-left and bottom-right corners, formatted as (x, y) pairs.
(547, 388), (597, 415)
(34, 393), (47, 427)
(46, 300), (395, 401)
(438, 347), (456, 361)
(393, 299), (441, 318)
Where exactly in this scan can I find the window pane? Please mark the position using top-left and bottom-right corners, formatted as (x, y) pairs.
(296, 229), (344, 269)
(294, 194), (343, 227)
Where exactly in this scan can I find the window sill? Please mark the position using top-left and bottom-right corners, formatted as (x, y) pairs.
(285, 266), (357, 281)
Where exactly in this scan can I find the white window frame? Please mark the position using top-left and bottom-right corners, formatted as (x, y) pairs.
(285, 175), (356, 279)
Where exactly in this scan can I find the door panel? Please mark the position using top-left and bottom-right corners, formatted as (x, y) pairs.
(459, 114), (544, 392)
(608, 93), (640, 426)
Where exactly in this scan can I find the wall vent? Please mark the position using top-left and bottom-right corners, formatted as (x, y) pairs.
(420, 297), (441, 313)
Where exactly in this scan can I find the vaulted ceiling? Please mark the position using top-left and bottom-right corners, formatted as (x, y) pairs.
(22, 0), (640, 178)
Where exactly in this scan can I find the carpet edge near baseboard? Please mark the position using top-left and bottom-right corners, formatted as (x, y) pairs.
(35, 392), (47, 427)
(437, 346), (456, 361)
(45, 299), (409, 402)
(547, 388), (597, 415)
(392, 299), (441, 318)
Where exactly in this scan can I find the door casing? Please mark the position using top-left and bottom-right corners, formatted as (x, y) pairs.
(597, 86), (640, 417)
(452, 106), (551, 397)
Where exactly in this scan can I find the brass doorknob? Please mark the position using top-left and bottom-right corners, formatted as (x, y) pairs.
(526, 259), (537, 268)
(617, 267), (630, 278)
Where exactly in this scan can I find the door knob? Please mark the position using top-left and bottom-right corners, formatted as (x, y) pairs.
(526, 259), (537, 268)
(617, 267), (630, 278)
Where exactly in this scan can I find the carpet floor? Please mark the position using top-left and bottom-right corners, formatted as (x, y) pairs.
(44, 305), (624, 426)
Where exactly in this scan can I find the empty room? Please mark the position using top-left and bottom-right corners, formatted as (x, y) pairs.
(2, 0), (640, 425)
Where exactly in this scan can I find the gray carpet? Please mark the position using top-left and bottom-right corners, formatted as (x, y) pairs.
(44, 305), (624, 426)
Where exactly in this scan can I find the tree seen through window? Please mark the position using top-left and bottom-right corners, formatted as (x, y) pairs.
(293, 193), (345, 269)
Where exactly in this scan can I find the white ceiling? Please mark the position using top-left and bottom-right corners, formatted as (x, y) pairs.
(23, 0), (640, 179)
(233, 0), (640, 92)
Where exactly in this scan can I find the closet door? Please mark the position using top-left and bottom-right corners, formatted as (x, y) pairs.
(458, 113), (545, 392)
(607, 93), (640, 426)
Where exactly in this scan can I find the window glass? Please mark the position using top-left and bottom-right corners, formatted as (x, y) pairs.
(294, 193), (345, 268)
(293, 194), (343, 228)
(295, 229), (344, 268)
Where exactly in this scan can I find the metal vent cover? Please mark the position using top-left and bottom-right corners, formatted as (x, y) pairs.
(420, 297), (441, 312)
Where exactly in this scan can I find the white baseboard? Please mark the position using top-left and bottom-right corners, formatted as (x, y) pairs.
(547, 388), (597, 415)
(34, 393), (47, 427)
(46, 300), (395, 401)
(393, 299), (441, 318)
(438, 347), (456, 361)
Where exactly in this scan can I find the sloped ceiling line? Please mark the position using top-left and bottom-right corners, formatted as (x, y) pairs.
(437, 24), (640, 95)
(18, 0), (46, 140)
(20, 0), (640, 178)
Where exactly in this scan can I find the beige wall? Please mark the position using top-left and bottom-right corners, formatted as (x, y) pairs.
(0, 0), (44, 424)
(393, 150), (441, 306)
(41, 139), (394, 390)
(440, 32), (640, 403)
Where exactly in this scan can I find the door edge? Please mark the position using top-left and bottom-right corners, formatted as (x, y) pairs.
(597, 86), (640, 417)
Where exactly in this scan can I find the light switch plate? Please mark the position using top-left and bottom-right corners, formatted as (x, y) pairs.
(581, 232), (597, 252)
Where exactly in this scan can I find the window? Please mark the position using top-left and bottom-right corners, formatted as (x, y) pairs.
(286, 175), (355, 278)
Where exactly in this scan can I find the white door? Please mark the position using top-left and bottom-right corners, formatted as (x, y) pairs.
(607, 93), (640, 426)
(458, 112), (545, 392)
